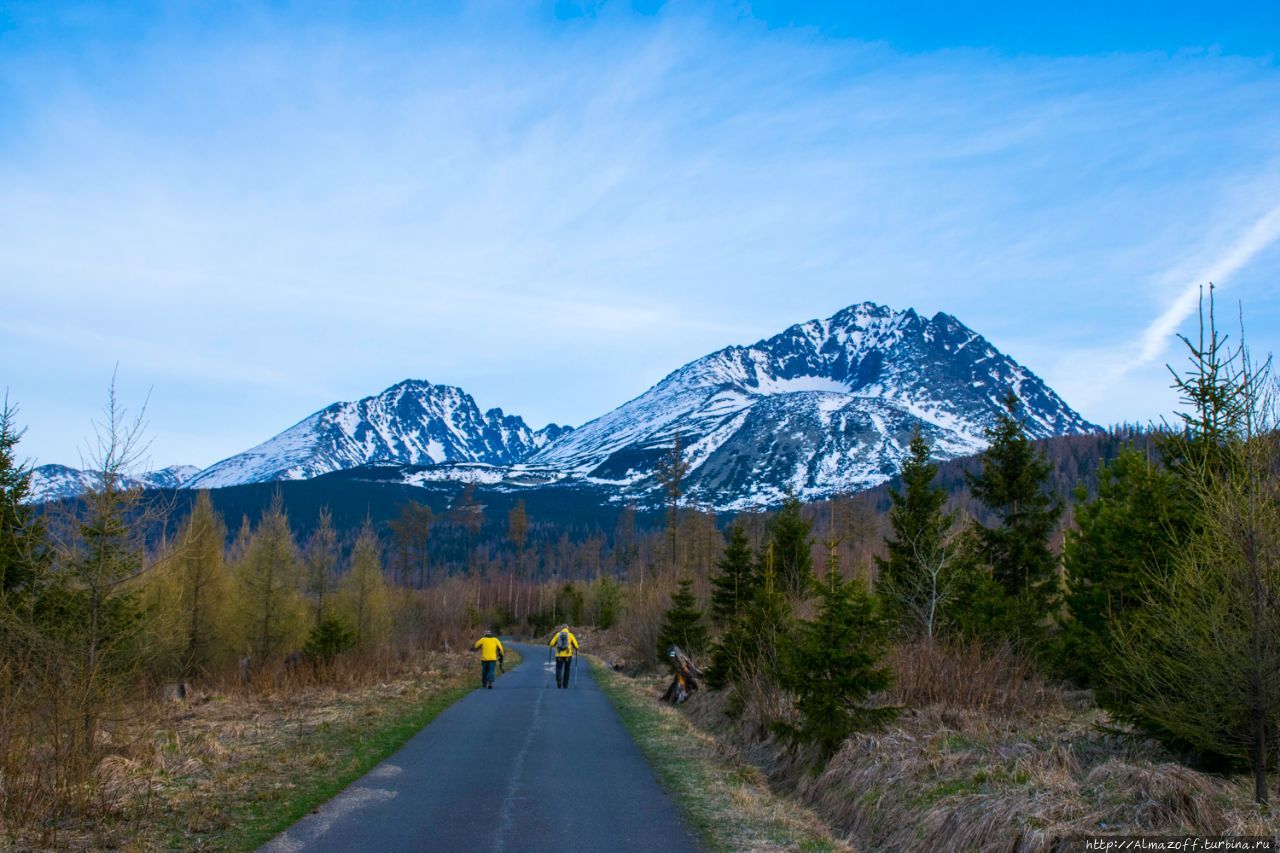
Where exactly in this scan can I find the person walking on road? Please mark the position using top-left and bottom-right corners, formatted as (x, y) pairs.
(473, 630), (504, 689)
(549, 624), (579, 688)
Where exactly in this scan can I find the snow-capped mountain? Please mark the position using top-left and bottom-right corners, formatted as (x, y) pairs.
(185, 379), (571, 489)
(528, 302), (1097, 508)
(25, 302), (1099, 510)
(28, 463), (201, 503)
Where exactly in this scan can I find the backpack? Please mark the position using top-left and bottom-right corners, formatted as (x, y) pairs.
(557, 630), (569, 652)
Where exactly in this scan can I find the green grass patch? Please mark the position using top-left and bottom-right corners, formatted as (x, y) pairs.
(212, 651), (522, 851)
(590, 658), (845, 853)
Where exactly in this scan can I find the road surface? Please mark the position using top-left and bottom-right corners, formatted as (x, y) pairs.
(262, 642), (700, 852)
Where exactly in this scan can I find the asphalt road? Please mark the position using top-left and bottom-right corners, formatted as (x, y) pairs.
(262, 642), (700, 853)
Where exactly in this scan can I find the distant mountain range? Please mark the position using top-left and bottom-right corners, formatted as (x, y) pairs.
(29, 301), (1099, 510)
(28, 464), (202, 504)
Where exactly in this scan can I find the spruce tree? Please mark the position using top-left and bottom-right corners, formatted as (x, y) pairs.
(710, 522), (755, 626)
(768, 495), (815, 598)
(592, 575), (622, 629)
(711, 545), (793, 709)
(1057, 449), (1189, 688)
(781, 560), (895, 758)
(62, 379), (152, 754)
(965, 394), (1062, 641)
(876, 427), (955, 637)
(0, 400), (47, 606)
(656, 577), (708, 658)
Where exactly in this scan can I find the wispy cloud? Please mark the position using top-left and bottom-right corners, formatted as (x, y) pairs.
(1137, 203), (1280, 365)
(3, 4), (1279, 463)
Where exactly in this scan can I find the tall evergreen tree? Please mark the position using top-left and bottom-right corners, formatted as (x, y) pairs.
(1057, 449), (1190, 688)
(710, 523), (755, 626)
(768, 495), (815, 599)
(1160, 284), (1252, 480)
(1101, 293), (1280, 802)
(1110, 426), (1280, 804)
(0, 400), (47, 606)
(60, 378), (152, 754)
(657, 577), (708, 658)
(709, 544), (793, 705)
(876, 427), (955, 637)
(965, 394), (1062, 641)
(781, 560), (895, 758)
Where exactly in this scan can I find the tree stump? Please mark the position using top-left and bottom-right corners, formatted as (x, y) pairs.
(662, 644), (702, 704)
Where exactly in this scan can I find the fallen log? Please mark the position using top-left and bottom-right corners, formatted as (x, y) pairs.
(661, 644), (702, 704)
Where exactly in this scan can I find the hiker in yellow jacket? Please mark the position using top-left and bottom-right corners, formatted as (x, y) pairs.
(473, 630), (504, 689)
(549, 624), (579, 688)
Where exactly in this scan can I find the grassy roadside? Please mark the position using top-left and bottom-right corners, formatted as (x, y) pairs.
(73, 649), (523, 851)
(590, 658), (849, 853)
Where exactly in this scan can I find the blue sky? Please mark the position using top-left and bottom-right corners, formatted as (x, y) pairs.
(3, 1), (1279, 470)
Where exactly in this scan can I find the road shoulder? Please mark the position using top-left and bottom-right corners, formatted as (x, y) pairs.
(590, 658), (849, 853)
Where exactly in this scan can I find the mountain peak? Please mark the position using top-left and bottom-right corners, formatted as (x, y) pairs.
(185, 380), (571, 489)
(530, 300), (1097, 508)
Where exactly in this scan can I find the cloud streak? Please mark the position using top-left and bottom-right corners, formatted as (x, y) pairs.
(1137, 203), (1280, 366)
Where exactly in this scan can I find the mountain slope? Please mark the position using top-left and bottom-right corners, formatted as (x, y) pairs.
(28, 463), (201, 504)
(185, 380), (571, 489)
(529, 302), (1097, 507)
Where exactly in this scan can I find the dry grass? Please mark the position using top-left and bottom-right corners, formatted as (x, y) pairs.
(1, 650), (479, 851)
(663, 638), (1278, 852)
(796, 705), (1276, 851)
(886, 639), (1064, 718)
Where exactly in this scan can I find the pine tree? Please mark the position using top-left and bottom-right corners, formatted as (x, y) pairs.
(0, 399), (47, 607)
(236, 492), (304, 660)
(173, 491), (232, 678)
(710, 522), (755, 626)
(0, 400), (50, 706)
(304, 615), (356, 668)
(339, 520), (391, 649)
(709, 544), (793, 702)
(1104, 295), (1280, 803)
(304, 507), (338, 625)
(965, 394), (1062, 642)
(656, 577), (708, 658)
(1110, 425), (1280, 804)
(59, 378), (152, 755)
(876, 427), (956, 638)
(768, 495), (815, 599)
(1057, 449), (1190, 688)
(781, 559), (895, 758)
(591, 575), (622, 629)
